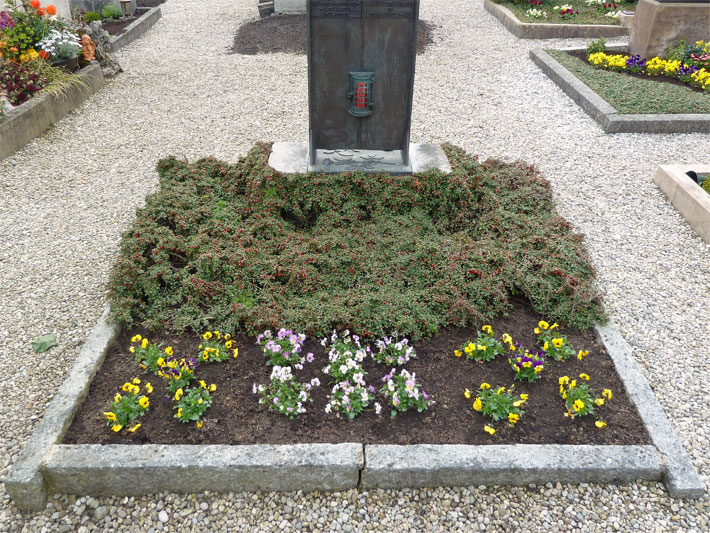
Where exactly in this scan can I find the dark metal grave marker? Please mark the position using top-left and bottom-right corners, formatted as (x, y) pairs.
(307, 0), (420, 173)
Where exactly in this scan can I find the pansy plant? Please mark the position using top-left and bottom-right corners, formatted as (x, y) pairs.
(468, 383), (527, 432)
(257, 328), (311, 367)
(198, 330), (238, 362)
(372, 333), (416, 366)
(534, 321), (576, 361)
(559, 374), (611, 427)
(174, 380), (215, 428)
(454, 325), (504, 362)
(379, 368), (432, 417)
(509, 346), (545, 382)
(103, 377), (153, 434)
(130, 334), (173, 374)
(254, 366), (320, 419)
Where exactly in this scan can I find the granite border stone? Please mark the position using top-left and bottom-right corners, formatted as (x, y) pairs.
(6, 310), (704, 510)
(653, 164), (710, 244)
(45, 444), (364, 496)
(484, 0), (628, 39)
(0, 62), (105, 162)
(361, 444), (663, 489)
(109, 6), (163, 52)
(530, 47), (710, 133)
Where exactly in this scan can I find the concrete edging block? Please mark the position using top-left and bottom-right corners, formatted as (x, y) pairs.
(5, 307), (119, 510)
(653, 164), (710, 244)
(360, 444), (663, 489)
(484, 0), (628, 39)
(531, 47), (710, 134)
(0, 62), (105, 161)
(45, 443), (363, 495)
(109, 6), (163, 52)
(594, 323), (705, 498)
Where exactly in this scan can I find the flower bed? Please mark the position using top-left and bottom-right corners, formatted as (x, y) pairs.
(490, 0), (635, 24)
(64, 300), (649, 446)
(586, 38), (710, 94)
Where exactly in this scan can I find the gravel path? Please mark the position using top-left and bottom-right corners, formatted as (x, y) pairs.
(1, 0), (709, 530)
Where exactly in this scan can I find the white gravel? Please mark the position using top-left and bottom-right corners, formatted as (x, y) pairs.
(1, 0), (710, 530)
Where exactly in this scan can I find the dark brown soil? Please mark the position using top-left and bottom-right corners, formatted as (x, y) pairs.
(64, 298), (649, 446)
(231, 14), (435, 56)
(102, 17), (137, 36)
(567, 49), (708, 95)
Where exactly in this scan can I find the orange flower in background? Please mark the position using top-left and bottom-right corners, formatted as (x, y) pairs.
(30, 0), (40, 8)
(46, 4), (57, 15)
(36, 7), (46, 15)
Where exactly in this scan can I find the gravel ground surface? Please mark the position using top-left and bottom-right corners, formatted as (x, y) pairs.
(1, 0), (709, 531)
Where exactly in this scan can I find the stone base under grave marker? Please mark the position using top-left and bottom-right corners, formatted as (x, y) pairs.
(268, 142), (451, 175)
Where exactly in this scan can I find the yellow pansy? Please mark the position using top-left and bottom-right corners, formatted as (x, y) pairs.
(146, 382), (153, 394)
(464, 343), (474, 354)
(157, 357), (165, 367)
(533, 366), (542, 373)
(209, 384), (216, 392)
(502, 334), (512, 344)
(128, 424), (141, 433)
(138, 396), (149, 408)
(114, 393), (122, 402)
(538, 321), (549, 330)
(520, 394), (528, 402)
(464, 389), (472, 399)
(141, 338), (149, 349)
(203, 331), (212, 340)
(569, 380), (577, 389)
(577, 350), (589, 360)
(522, 362), (532, 368)
(129, 346), (135, 353)
(595, 421), (607, 429)
(199, 380), (207, 389)
(480, 383), (491, 390)
(177, 407), (182, 418)
(508, 413), (519, 424)
(496, 387), (505, 395)
(132, 378), (141, 385)
(513, 401), (522, 407)
(104, 412), (116, 421)
(111, 424), (123, 432)
(196, 420), (204, 429)
(559, 376), (569, 385)
(224, 333), (231, 341)
(594, 398), (605, 406)
(543, 341), (549, 351)
(482, 325), (492, 335)
(122, 382), (134, 392)
(215, 331), (221, 339)
(233, 349), (239, 358)
(552, 338), (564, 348)
(198, 399), (203, 405)
(131, 334), (142, 342)
(549, 323), (559, 330)
(473, 398), (482, 411)
(484, 425), (495, 435)
(165, 346), (173, 356)
(225, 340), (233, 348)
(573, 399), (585, 412)
(203, 353), (209, 361)
(579, 373), (590, 381)
(603, 389), (612, 400)
(174, 388), (183, 401)
(534, 327), (541, 335)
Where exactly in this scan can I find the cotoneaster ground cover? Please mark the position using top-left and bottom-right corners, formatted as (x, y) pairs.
(62, 144), (650, 445)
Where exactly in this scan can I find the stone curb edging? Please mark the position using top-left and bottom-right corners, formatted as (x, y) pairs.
(6, 309), (704, 510)
(595, 323), (705, 498)
(45, 444), (364, 495)
(484, 0), (628, 39)
(109, 6), (163, 53)
(4, 307), (119, 510)
(530, 48), (710, 134)
(361, 445), (662, 488)
(0, 62), (105, 162)
(653, 164), (710, 244)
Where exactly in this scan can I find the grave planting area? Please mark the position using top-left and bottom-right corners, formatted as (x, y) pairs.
(1, 0), (710, 531)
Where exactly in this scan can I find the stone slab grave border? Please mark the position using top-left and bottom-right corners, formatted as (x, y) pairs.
(7, 305), (704, 510)
(483, 0), (628, 39)
(0, 62), (105, 162)
(530, 47), (710, 134)
(653, 164), (710, 244)
(108, 6), (163, 53)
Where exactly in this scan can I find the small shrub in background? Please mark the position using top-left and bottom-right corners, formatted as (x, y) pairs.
(102, 5), (122, 19)
(84, 11), (101, 23)
(702, 177), (710, 195)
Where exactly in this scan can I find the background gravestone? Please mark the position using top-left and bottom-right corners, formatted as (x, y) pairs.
(307, 0), (419, 173)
